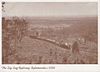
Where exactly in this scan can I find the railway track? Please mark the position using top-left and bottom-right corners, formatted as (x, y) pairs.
(29, 35), (70, 50)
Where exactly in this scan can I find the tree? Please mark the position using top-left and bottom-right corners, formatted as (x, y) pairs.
(2, 17), (28, 64)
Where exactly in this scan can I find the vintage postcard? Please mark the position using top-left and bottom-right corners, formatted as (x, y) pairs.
(0, 0), (100, 72)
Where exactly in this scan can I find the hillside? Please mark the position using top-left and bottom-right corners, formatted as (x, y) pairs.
(2, 16), (98, 64)
(6, 36), (97, 64)
(8, 36), (70, 64)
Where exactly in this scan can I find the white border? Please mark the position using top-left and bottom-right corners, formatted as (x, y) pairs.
(1, 0), (98, 2)
(0, 0), (100, 72)
(98, 0), (100, 65)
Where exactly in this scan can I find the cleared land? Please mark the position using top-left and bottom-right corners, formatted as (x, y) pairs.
(2, 16), (98, 64)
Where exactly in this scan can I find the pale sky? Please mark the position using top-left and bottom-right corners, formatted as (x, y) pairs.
(3, 2), (97, 17)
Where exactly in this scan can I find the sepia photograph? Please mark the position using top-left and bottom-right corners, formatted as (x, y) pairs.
(2, 2), (98, 64)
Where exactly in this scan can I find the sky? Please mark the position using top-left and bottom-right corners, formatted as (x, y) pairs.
(3, 2), (98, 17)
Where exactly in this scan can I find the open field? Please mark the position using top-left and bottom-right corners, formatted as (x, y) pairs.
(2, 16), (98, 64)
